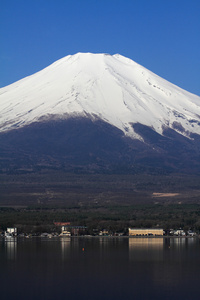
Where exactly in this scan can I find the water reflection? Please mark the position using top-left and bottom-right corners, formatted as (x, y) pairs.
(170, 237), (186, 248)
(187, 237), (197, 245)
(5, 237), (17, 260)
(1, 237), (200, 300)
(60, 237), (71, 261)
(129, 238), (164, 261)
(167, 237), (197, 250)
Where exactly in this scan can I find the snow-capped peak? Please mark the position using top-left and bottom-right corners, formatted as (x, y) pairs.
(0, 52), (200, 140)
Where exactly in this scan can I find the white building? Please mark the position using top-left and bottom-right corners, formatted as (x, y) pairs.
(174, 229), (185, 236)
(5, 227), (17, 237)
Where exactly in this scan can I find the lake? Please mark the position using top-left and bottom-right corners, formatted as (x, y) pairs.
(0, 237), (200, 300)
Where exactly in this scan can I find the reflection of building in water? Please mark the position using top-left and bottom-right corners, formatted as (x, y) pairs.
(60, 237), (71, 261)
(187, 237), (196, 245)
(164, 237), (196, 250)
(129, 238), (164, 261)
(5, 238), (17, 260)
(169, 237), (190, 249)
(129, 228), (163, 236)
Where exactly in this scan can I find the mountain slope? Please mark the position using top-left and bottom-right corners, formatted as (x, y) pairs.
(0, 53), (200, 174)
(0, 117), (200, 174)
(0, 53), (200, 140)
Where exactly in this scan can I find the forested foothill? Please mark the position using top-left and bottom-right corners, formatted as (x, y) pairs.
(1, 171), (200, 234)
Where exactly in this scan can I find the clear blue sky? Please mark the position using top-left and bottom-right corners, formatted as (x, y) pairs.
(0, 0), (200, 95)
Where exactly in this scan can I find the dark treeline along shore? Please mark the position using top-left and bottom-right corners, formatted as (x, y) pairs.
(0, 171), (200, 234)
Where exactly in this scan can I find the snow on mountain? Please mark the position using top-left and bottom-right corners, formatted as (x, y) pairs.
(0, 52), (200, 140)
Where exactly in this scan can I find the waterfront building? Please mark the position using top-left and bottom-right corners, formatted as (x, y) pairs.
(129, 228), (163, 236)
(5, 227), (17, 237)
(173, 229), (185, 236)
(99, 230), (109, 236)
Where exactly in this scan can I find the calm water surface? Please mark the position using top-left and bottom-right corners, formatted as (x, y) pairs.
(0, 237), (200, 300)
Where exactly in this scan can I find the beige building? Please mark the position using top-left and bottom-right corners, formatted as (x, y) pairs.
(129, 228), (163, 236)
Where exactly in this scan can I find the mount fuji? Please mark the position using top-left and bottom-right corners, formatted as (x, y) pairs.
(0, 53), (200, 174)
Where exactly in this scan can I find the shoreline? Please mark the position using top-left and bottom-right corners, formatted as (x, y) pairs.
(0, 235), (199, 240)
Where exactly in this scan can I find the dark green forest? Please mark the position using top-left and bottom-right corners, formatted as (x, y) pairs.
(1, 171), (200, 234)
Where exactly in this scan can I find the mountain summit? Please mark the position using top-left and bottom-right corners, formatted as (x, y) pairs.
(0, 53), (200, 174)
(1, 52), (200, 140)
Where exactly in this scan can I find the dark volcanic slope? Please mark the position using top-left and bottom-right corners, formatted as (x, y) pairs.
(0, 117), (200, 174)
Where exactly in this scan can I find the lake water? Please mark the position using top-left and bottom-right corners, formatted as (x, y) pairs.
(0, 237), (200, 300)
